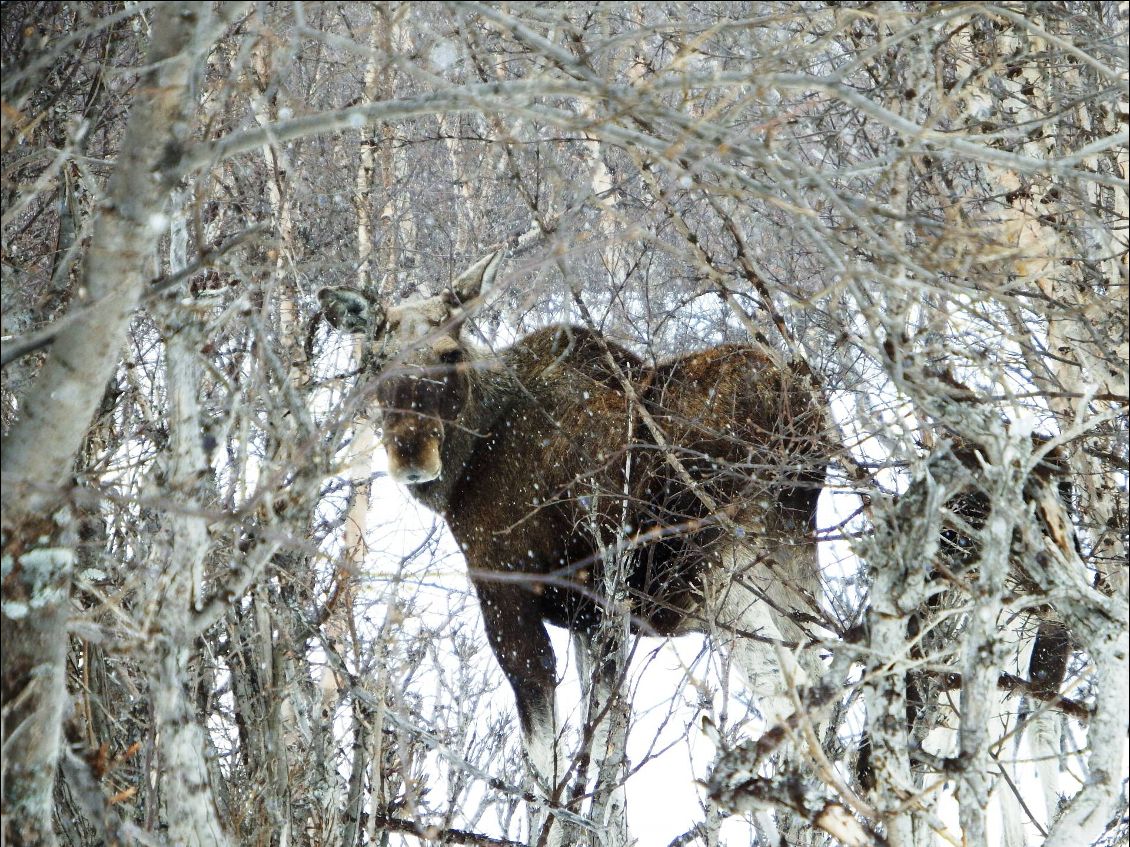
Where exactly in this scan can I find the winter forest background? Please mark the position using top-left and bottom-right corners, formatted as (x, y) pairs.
(1, 3), (1127, 847)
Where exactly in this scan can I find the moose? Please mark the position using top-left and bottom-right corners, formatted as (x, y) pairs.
(320, 252), (830, 841)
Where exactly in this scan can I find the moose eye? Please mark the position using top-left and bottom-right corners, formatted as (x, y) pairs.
(439, 348), (463, 366)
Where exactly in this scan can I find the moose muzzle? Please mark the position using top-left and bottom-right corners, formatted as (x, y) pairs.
(383, 414), (443, 484)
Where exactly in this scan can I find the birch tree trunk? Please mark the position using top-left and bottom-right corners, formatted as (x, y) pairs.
(152, 241), (232, 845)
(1, 6), (241, 843)
(338, 19), (386, 847)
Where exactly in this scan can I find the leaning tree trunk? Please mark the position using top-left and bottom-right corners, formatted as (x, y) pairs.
(0, 5), (243, 844)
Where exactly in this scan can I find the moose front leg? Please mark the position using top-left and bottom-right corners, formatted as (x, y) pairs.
(475, 582), (568, 847)
(474, 582), (561, 788)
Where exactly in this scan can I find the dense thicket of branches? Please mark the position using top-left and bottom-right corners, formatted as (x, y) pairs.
(2, 3), (1126, 846)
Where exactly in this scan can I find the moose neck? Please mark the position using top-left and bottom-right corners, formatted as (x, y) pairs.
(399, 353), (520, 514)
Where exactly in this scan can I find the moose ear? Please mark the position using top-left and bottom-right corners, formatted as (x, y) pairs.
(318, 287), (386, 335)
(448, 251), (502, 305)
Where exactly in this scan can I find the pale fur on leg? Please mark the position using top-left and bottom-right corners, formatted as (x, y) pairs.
(702, 532), (824, 846)
(704, 535), (821, 724)
(524, 708), (563, 847)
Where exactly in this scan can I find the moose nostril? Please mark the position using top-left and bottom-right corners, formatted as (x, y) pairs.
(404, 471), (421, 482)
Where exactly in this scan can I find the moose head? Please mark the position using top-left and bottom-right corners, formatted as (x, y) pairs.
(319, 252), (502, 486)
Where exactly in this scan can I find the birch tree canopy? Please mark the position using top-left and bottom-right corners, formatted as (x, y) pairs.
(2, 3), (1126, 847)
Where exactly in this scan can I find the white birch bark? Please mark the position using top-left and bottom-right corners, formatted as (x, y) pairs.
(1032, 491), (1130, 847)
(860, 466), (945, 847)
(154, 281), (231, 846)
(339, 19), (387, 845)
(377, 12), (416, 286)
(956, 435), (1023, 847)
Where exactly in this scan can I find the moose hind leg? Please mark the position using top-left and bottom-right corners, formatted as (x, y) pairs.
(707, 536), (822, 725)
(705, 537), (826, 847)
